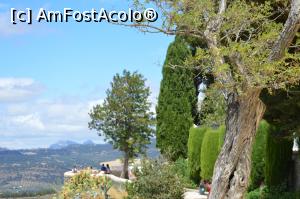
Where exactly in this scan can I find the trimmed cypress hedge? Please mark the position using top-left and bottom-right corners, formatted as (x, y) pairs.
(187, 120), (294, 191)
(249, 120), (294, 190)
(249, 120), (269, 190)
(265, 133), (293, 187)
(187, 126), (207, 183)
(200, 126), (225, 180)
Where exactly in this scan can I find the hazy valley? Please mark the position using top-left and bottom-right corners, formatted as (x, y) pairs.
(0, 140), (158, 198)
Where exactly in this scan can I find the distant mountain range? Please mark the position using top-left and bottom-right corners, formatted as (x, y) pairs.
(0, 139), (159, 197)
(0, 147), (8, 151)
(49, 140), (96, 150)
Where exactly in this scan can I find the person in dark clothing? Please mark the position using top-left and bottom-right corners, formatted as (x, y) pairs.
(106, 164), (111, 174)
(100, 164), (107, 173)
(199, 181), (205, 194)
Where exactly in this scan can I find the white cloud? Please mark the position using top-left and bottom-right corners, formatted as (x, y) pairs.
(0, 91), (105, 149)
(11, 113), (45, 131)
(6, 103), (29, 115)
(4, 99), (100, 134)
(0, 78), (34, 88)
(0, 78), (43, 102)
(48, 124), (86, 133)
(0, 76), (158, 149)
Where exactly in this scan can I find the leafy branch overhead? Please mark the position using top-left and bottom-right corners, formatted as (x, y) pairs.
(132, 0), (300, 92)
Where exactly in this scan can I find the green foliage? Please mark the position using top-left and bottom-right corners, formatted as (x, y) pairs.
(200, 126), (225, 180)
(249, 120), (269, 190)
(156, 36), (197, 160)
(58, 170), (112, 199)
(200, 86), (226, 128)
(247, 186), (300, 199)
(268, 191), (300, 199)
(261, 87), (300, 136)
(188, 126), (207, 184)
(172, 157), (197, 189)
(0, 188), (56, 198)
(246, 188), (263, 199)
(89, 70), (154, 178)
(126, 159), (189, 199)
(188, 120), (291, 190)
(134, 0), (300, 91)
(265, 133), (293, 188)
(249, 120), (295, 192)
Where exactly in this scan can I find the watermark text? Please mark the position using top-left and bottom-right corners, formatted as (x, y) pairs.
(11, 8), (158, 25)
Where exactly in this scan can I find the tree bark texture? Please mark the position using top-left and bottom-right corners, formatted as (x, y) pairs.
(122, 151), (129, 179)
(209, 1), (300, 198)
(269, 0), (300, 61)
(209, 89), (265, 199)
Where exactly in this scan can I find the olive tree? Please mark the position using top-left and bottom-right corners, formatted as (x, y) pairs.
(118, 0), (300, 198)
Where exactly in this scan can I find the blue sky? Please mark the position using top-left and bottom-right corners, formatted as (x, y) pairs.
(0, 0), (174, 149)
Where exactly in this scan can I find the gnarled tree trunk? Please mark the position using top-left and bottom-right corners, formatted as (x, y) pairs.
(209, 0), (300, 198)
(210, 89), (265, 199)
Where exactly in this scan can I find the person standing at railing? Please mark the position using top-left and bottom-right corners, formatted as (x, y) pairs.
(100, 164), (107, 174)
(106, 164), (111, 174)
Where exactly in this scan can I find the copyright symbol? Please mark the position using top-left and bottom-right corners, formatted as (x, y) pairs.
(144, 8), (158, 22)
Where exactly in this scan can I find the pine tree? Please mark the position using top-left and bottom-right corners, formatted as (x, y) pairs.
(156, 36), (197, 160)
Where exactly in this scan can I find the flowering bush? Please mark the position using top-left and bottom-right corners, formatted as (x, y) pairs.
(58, 170), (112, 199)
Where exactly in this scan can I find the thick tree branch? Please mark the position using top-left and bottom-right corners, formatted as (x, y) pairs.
(269, 0), (300, 61)
(228, 53), (252, 86)
(218, 0), (227, 15)
(203, 0), (233, 89)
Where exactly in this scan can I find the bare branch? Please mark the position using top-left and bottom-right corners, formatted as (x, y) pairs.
(109, 22), (204, 39)
(166, 63), (203, 71)
(203, 0), (233, 89)
(218, 0), (227, 15)
(228, 52), (252, 85)
(269, 0), (300, 61)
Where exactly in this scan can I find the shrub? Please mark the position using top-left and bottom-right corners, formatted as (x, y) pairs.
(249, 120), (269, 190)
(1, 188), (56, 198)
(200, 126), (225, 180)
(126, 159), (189, 199)
(246, 188), (262, 199)
(58, 169), (112, 199)
(265, 133), (293, 188)
(187, 126), (207, 184)
(247, 186), (300, 199)
(172, 157), (197, 188)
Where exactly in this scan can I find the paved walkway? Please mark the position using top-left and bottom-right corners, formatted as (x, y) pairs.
(183, 189), (208, 199)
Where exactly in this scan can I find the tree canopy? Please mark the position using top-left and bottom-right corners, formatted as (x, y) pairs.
(132, 0), (300, 92)
(89, 70), (154, 178)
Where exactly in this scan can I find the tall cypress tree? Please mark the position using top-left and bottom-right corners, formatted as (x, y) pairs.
(156, 36), (197, 160)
